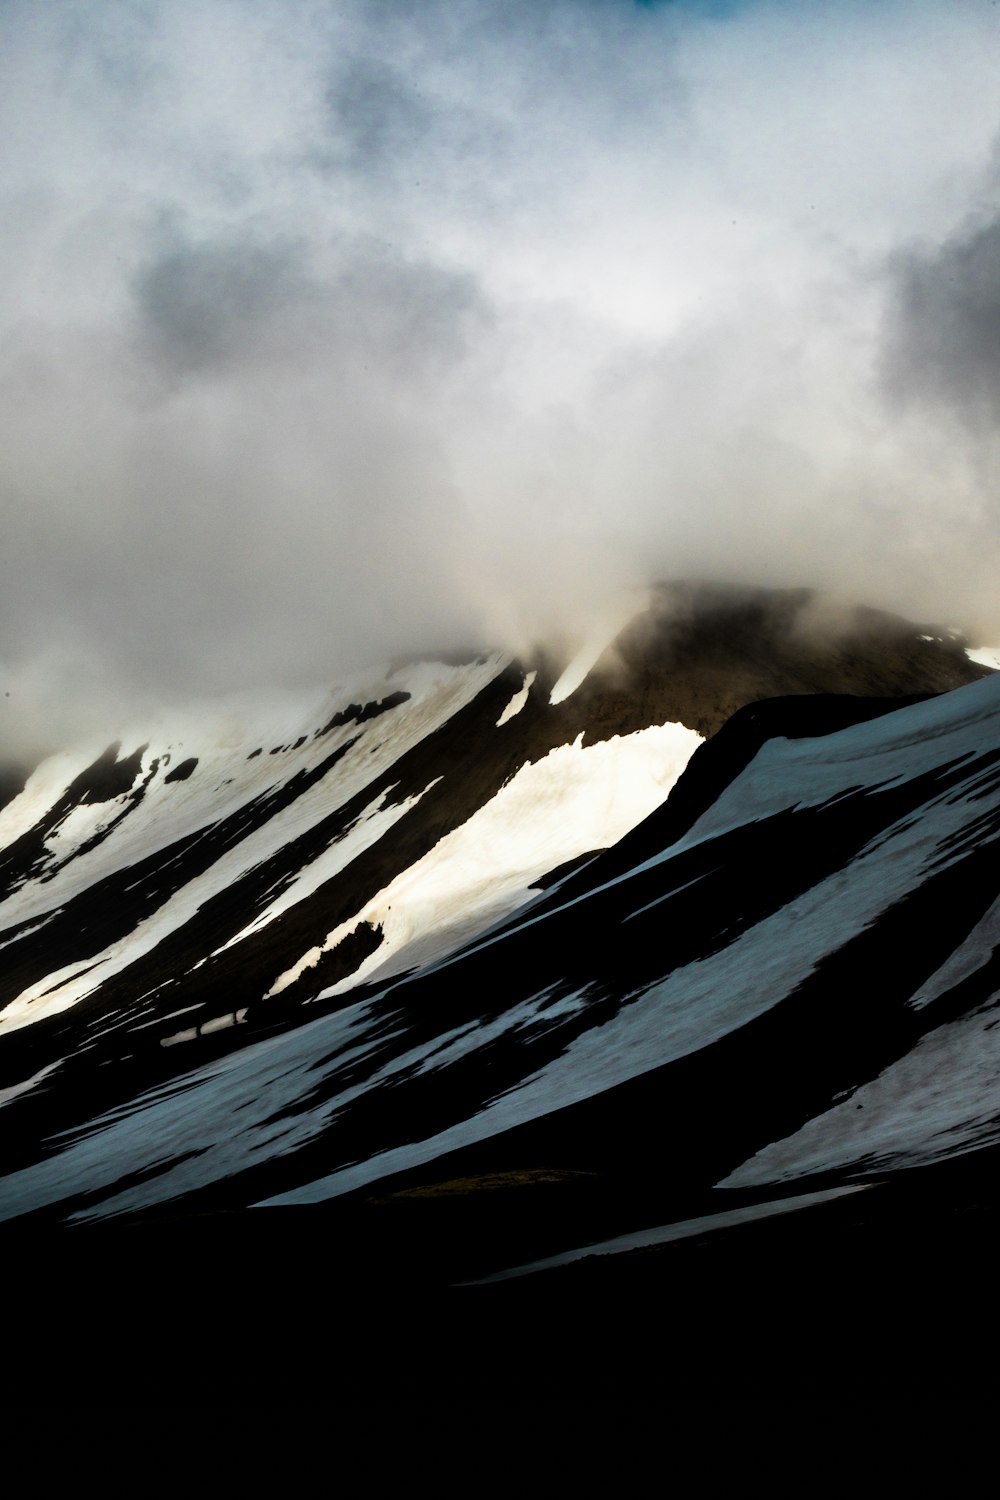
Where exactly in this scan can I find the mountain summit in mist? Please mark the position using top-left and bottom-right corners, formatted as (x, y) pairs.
(2, 582), (999, 1400)
(8, 1), (1000, 1412)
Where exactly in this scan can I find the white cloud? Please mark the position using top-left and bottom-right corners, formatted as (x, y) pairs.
(2, 0), (1000, 758)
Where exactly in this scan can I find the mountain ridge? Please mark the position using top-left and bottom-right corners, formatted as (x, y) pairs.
(2, 582), (999, 1397)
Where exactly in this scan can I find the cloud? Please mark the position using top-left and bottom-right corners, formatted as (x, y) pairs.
(136, 236), (314, 376)
(134, 223), (486, 382)
(327, 55), (439, 177)
(885, 209), (1000, 430)
(2, 0), (1000, 759)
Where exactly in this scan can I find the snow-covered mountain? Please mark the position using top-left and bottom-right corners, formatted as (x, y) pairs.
(2, 581), (998, 1397)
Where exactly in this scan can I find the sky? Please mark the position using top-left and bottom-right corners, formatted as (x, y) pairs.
(2, 0), (1000, 755)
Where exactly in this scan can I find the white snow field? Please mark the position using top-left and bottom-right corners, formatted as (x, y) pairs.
(267, 719), (702, 998)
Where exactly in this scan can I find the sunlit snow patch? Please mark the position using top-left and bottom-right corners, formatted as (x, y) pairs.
(967, 645), (1000, 671)
(0, 655), (510, 1032)
(496, 671), (536, 727)
(268, 718), (703, 998)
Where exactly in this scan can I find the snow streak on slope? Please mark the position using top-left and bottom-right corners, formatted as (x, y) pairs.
(548, 590), (648, 706)
(0, 615), (714, 1086)
(2, 672), (999, 1225)
(721, 879), (1000, 1187)
(468, 1183), (872, 1283)
(496, 671), (536, 727)
(721, 992), (1000, 1188)
(0, 656), (506, 1032)
(267, 720), (701, 997)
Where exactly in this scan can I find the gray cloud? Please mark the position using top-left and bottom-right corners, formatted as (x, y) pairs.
(2, 0), (1000, 761)
(136, 236), (315, 376)
(134, 227), (486, 380)
(328, 57), (438, 176)
(885, 211), (1000, 429)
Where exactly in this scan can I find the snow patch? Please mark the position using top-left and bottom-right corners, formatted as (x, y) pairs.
(212, 784), (432, 961)
(496, 671), (536, 727)
(0, 915), (56, 953)
(293, 719), (703, 998)
(720, 993), (1000, 1188)
(0, 653), (509, 1033)
(466, 1183), (872, 1283)
(549, 590), (647, 706)
(0, 1057), (63, 1107)
(966, 644), (1000, 671)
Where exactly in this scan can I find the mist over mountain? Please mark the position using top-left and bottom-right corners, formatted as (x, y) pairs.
(3, 0), (1000, 766)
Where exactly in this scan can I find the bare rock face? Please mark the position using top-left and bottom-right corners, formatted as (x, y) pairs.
(557, 580), (989, 741)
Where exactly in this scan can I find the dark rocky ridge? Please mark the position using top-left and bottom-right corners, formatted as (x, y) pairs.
(566, 580), (987, 739)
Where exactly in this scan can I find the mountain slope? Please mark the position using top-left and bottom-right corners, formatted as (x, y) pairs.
(3, 583), (999, 1400)
(0, 591), (995, 1238)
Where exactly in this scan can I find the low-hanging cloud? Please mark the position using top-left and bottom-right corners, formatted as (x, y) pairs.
(2, 0), (1000, 760)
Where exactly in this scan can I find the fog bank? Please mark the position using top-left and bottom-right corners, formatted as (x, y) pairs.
(2, 0), (1000, 758)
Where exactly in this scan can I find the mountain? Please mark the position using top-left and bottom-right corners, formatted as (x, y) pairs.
(2, 581), (998, 1401)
